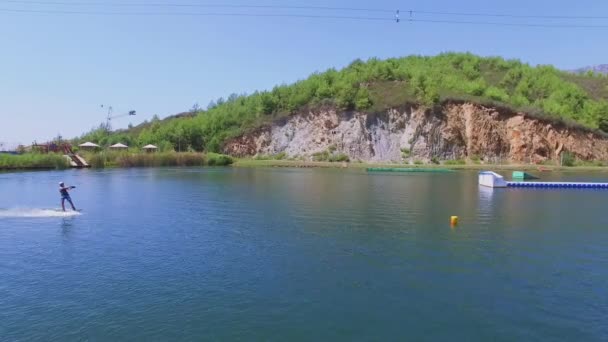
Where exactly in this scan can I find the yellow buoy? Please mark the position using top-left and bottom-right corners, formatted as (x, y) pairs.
(450, 216), (459, 226)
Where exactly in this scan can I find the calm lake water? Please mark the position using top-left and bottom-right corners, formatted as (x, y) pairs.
(1, 167), (607, 341)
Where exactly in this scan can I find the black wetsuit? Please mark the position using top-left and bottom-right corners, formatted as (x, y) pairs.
(59, 186), (76, 211)
(60, 187), (70, 199)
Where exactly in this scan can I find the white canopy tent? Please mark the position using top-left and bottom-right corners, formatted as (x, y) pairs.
(109, 143), (128, 149)
(78, 142), (100, 150)
(142, 144), (158, 152)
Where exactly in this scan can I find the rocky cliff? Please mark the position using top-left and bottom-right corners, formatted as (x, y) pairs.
(223, 103), (608, 163)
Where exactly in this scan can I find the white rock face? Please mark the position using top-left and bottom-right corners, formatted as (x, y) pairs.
(224, 103), (608, 163)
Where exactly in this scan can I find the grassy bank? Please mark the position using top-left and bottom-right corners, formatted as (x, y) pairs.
(234, 159), (608, 172)
(81, 151), (233, 169)
(0, 153), (69, 170)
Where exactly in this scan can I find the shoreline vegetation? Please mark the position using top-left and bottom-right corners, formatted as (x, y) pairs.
(0, 153), (70, 170)
(0, 152), (233, 171)
(82, 151), (233, 168)
(233, 159), (608, 172)
(3, 153), (608, 172)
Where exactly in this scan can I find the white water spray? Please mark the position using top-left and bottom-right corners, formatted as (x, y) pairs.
(0, 208), (82, 218)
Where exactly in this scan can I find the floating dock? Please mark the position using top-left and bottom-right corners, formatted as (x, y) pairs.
(367, 168), (454, 173)
(507, 181), (608, 189)
(479, 171), (608, 189)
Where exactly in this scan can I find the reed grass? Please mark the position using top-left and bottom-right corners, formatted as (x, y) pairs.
(0, 153), (69, 170)
(81, 151), (233, 168)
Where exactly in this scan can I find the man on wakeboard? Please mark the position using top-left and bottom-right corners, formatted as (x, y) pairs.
(59, 182), (77, 212)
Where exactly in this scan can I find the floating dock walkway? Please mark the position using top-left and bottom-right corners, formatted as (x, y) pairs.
(507, 181), (608, 189)
(479, 171), (608, 189)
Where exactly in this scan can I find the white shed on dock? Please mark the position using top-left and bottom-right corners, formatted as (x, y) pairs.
(479, 171), (508, 188)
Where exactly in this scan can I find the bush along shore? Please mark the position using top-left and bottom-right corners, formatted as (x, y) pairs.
(0, 152), (233, 171)
(233, 157), (608, 171)
(0, 153), (69, 170)
(82, 151), (233, 169)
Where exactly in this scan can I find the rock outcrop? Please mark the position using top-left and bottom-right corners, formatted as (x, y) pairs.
(223, 103), (608, 163)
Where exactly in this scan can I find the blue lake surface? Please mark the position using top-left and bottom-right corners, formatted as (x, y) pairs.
(1, 167), (607, 341)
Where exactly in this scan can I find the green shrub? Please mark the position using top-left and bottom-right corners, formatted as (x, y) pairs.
(312, 150), (330, 162)
(561, 151), (575, 167)
(88, 153), (106, 168)
(598, 116), (608, 133)
(329, 153), (350, 162)
(443, 159), (466, 165)
(274, 152), (287, 160)
(484, 86), (509, 102)
(413, 159), (423, 165)
(574, 159), (604, 167)
(431, 156), (440, 165)
(206, 153), (234, 166)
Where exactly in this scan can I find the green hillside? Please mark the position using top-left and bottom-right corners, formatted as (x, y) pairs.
(78, 53), (608, 153)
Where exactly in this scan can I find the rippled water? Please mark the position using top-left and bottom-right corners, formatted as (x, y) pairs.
(1, 168), (607, 340)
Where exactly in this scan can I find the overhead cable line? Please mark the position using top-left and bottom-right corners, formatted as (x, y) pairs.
(1, 4), (608, 27)
(0, 8), (394, 21)
(1, 1), (607, 20)
(411, 18), (608, 28)
(412, 10), (608, 20)
(0, 1), (395, 12)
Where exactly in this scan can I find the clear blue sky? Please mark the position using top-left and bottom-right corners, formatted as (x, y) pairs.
(1, 0), (607, 145)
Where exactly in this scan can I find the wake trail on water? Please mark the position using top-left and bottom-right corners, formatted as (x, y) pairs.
(0, 208), (82, 218)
